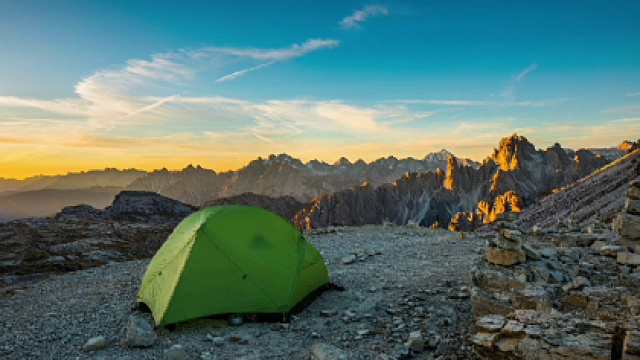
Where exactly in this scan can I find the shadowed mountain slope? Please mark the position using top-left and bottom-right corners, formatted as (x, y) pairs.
(201, 192), (306, 222)
(516, 149), (640, 230)
(0, 187), (124, 223)
(128, 152), (479, 205)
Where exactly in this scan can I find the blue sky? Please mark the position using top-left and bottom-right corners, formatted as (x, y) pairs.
(0, 1), (639, 178)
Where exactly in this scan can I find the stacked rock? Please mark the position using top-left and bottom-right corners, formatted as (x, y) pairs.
(567, 215), (580, 233)
(587, 214), (606, 234)
(613, 180), (640, 266)
(487, 213), (526, 266)
(614, 180), (640, 240)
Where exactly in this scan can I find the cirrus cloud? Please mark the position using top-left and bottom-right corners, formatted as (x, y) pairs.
(340, 5), (389, 29)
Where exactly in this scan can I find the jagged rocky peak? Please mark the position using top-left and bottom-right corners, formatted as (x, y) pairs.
(491, 133), (537, 171)
(353, 159), (367, 168)
(618, 140), (636, 152)
(263, 154), (305, 168)
(377, 155), (399, 163)
(444, 154), (457, 190)
(543, 142), (573, 169)
(269, 153), (291, 162)
(182, 164), (207, 172)
(334, 157), (352, 166)
(294, 133), (623, 231)
(305, 159), (331, 172)
(424, 149), (452, 161)
(306, 159), (328, 167)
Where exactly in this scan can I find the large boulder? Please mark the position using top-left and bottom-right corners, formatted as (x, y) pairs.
(613, 213), (640, 240)
(486, 246), (526, 266)
(105, 191), (195, 223)
(124, 315), (157, 348)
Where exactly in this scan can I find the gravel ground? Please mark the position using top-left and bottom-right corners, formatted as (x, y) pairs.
(0, 226), (484, 359)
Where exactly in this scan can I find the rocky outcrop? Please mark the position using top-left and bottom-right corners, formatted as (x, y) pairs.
(56, 191), (196, 224)
(104, 191), (195, 223)
(470, 189), (640, 359)
(472, 238), (640, 359)
(55, 204), (112, 222)
(201, 192), (306, 222)
(0, 191), (195, 293)
(613, 180), (640, 241)
(0, 217), (174, 293)
(294, 170), (459, 230)
(296, 134), (612, 230)
(485, 135), (609, 200)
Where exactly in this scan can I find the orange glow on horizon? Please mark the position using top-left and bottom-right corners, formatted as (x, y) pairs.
(0, 144), (495, 180)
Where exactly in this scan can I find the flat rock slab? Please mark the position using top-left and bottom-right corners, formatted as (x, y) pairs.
(617, 252), (640, 266)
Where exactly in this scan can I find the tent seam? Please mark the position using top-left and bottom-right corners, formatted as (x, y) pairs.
(157, 229), (200, 325)
(138, 229), (198, 296)
(199, 223), (284, 312)
(285, 231), (308, 316)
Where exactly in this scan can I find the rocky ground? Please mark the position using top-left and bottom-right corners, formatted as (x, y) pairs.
(471, 184), (640, 360)
(0, 226), (483, 359)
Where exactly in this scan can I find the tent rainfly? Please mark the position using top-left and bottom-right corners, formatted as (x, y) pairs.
(137, 205), (329, 325)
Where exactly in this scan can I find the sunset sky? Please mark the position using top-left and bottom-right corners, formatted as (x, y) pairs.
(1, 1), (639, 179)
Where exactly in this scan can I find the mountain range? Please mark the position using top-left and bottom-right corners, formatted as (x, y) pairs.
(0, 150), (478, 221)
(293, 135), (634, 230)
(0, 135), (635, 226)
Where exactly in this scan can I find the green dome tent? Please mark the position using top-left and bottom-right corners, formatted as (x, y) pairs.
(137, 205), (329, 325)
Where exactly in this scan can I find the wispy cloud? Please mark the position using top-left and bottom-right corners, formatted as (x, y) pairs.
(216, 62), (275, 83)
(200, 39), (340, 61)
(211, 39), (339, 82)
(341, 5), (389, 29)
(515, 64), (538, 82)
(0, 36), (627, 179)
(602, 104), (640, 115)
(0, 38), (341, 125)
(607, 117), (640, 124)
(0, 96), (89, 116)
(498, 63), (539, 100)
(127, 95), (180, 117)
(626, 92), (640, 97)
(386, 98), (568, 107)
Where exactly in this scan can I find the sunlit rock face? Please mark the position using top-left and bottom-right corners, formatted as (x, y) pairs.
(296, 134), (614, 230)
